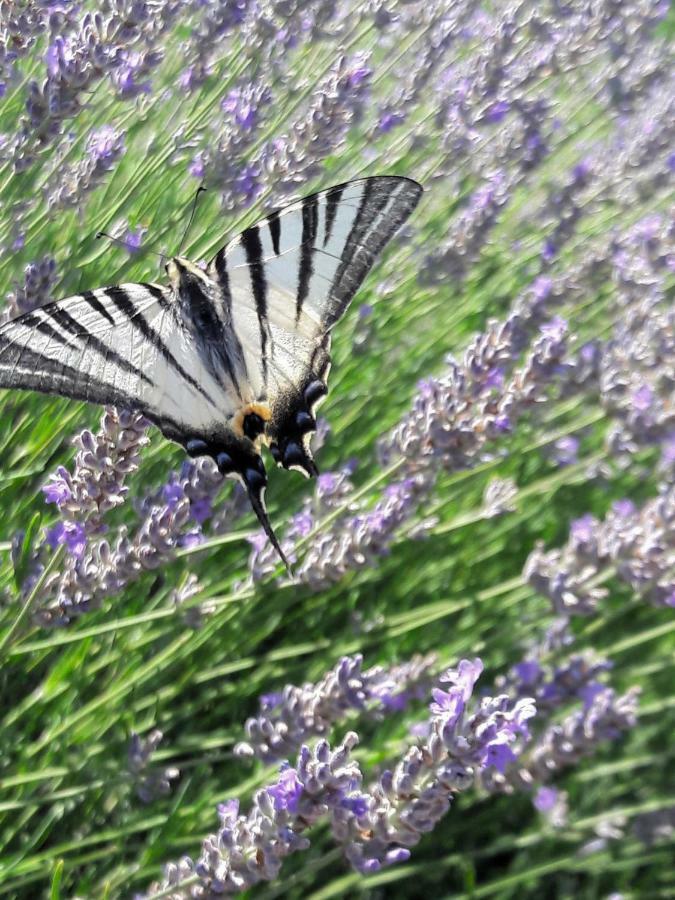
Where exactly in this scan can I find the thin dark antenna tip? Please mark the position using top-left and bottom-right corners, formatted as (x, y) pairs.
(178, 185), (207, 256)
(96, 228), (165, 261)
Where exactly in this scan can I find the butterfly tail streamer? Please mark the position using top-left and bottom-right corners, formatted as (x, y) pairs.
(246, 479), (293, 577)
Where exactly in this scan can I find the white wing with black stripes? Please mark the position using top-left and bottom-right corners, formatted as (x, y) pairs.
(208, 176), (423, 479)
(0, 175), (422, 571)
(0, 283), (235, 440)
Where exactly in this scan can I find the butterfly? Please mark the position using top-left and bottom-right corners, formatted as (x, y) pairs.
(0, 176), (422, 571)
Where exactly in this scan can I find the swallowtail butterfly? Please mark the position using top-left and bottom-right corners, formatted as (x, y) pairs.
(0, 176), (422, 570)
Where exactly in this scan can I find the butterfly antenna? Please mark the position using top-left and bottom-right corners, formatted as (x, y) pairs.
(246, 483), (293, 578)
(96, 230), (167, 263)
(178, 184), (207, 256)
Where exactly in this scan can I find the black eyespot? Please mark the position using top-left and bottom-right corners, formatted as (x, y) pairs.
(243, 412), (265, 440)
(304, 380), (326, 406)
(270, 443), (282, 463)
(245, 467), (266, 491)
(187, 438), (208, 457)
(283, 441), (305, 468)
(217, 451), (233, 473)
(295, 411), (315, 433)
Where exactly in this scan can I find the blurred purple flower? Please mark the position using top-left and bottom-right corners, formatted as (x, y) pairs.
(42, 466), (72, 507)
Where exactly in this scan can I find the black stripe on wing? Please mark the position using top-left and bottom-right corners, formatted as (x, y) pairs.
(212, 248), (248, 392)
(103, 285), (217, 406)
(0, 332), (134, 406)
(323, 184), (344, 248)
(81, 290), (115, 326)
(240, 224), (270, 385)
(297, 193), (319, 324)
(45, 301), (154, 386)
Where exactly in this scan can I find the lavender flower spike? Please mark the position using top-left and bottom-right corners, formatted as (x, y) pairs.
(128, 729), (180, 804)
(235, 652), (437, 763)
(145, 661), (536, 895)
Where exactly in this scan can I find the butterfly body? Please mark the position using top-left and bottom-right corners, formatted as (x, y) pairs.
(0, 176), (422, 570)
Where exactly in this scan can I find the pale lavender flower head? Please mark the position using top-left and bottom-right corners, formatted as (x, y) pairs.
(533, 785), (558, 812)
(268, 765), (303, 813)
(631, 383), (654, 412)
(42, 466), (72, 507)
(123, 226), (145, 254)
(87, 125), (124, 163)
(439, 657), (484, 699)
(551, 435), (579, 466)
(188, 153), (206, 179)
(61, 521), (86, 557)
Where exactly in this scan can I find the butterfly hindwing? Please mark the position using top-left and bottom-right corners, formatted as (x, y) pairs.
(208, 175), (423, 476)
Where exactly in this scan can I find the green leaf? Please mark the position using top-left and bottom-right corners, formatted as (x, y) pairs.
(13, 511), (41, 590)
(49, 860), (64, 900)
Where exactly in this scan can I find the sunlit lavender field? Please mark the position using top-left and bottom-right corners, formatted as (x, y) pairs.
(0, 2), (673, 897)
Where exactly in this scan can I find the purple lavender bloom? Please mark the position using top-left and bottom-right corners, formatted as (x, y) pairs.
(162, 480), (184, 510)
(486, 100), (510, 123)
(222, 87), (258, 129)
(45, 521), (65, 549)
(533, 786), (559, 813)
(122, 226), (145, 254)
(62, 521), (86, 557)
(430, 687), (465, 727)
(515, 660), (541, 686)
(128, 730), (179, 804)
(552, 435), (580, 466)
(233, 162), (261, 205)
(485, 366), (505, 389)
(42, 466), (72, 506)
(178, 529), (205, 550)
(439, 657), (483, 699)
(494, 414), (511, 432)
(481, 740), (517, 773)
(190, 496), (212, 524)
(188, 153), (206, 179)
(631, 384), (654, 412)
(217, 799), (239, 824)
(87, 125), (123, 162)
(612, 499), (636, 518)
(268, 766), (303, 813)
(542, 237), (557, 262)
(378, 110), (405, 132)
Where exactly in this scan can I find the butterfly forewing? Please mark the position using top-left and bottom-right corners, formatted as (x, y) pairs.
(209, 176), (423, 475)
(0, 283), (233, 440)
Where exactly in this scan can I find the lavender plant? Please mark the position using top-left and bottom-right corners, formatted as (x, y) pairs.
(0, 1), (673, 897)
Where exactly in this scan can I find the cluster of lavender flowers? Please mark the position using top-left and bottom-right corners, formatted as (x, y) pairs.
(246, 304), (571, 588)
(145, 636), (641, 895)
(128, 728), (180, 804)
(599, 215), (675, 459)
(525, 486), (675, 616)
(7, 1), (180, 170)
(26, 407), (149, 625)
(32, 429), (250, 625)
(46, 124), (125, 209)
(2, 255), (57, 322)
(235, 652), (437, 763)
(144, 658), (538, 895)
(484, 625), (640, 801)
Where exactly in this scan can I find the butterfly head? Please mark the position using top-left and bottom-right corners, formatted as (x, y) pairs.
(166, 257), (212, 292)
